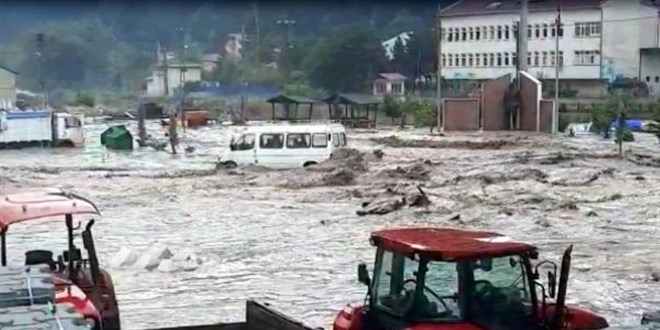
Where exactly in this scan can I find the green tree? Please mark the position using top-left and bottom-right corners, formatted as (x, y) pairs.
(413, 99), (437, 132)
(302, 27), (387, 92)
(382, 94), (402, 124)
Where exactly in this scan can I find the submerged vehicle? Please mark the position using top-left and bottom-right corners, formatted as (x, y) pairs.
(0, 110), (85, 148)
(0, 188), (120, 329)
(334, 227), (609, 330)
(219, 121), (347, 169)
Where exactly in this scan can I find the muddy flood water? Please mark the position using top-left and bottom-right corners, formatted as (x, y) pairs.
(1, 121), (658, 329)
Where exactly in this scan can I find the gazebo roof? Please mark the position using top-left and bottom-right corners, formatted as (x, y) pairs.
(324, 93), (381, 105)
(266, 94), (318, 104)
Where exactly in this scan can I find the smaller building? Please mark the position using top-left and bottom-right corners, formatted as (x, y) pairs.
(144, 63), (203, 97)
(373, 73), (407, 98)
(0, 64), (17, 109)
(202, 54), (222, 74)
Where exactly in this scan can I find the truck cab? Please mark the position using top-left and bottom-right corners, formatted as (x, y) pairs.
(53, 112), (85, 147)
(334, 227), (609, 330)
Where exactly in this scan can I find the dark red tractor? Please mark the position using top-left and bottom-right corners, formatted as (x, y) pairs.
(334, 227), (609, 330)
(0, 188), (121, 329)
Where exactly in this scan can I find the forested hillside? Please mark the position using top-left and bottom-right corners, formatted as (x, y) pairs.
(0, 1), (454, 95)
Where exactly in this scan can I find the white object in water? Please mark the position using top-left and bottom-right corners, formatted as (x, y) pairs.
(219, 122), (348, 169)
(108, 247), (139, 268)
(564, 122), (593, 136)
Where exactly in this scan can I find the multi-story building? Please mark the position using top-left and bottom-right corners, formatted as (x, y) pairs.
(439, 0), (660, 97)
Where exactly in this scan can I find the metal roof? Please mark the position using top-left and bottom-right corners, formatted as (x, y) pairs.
(323, 93), (381, 105)
(377, 73), (408, 81)
(371, 227), (536, 261)
(441, 0), (603, 17)
(266, 94), (319, 104)
(0, 64), (18, 75)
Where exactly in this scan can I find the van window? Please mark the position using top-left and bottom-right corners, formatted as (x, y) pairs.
(332, 133), (340, 147)
(339, 133), (347, 146)
(231, 134), (255, 151)
(312, 133), (328, 148)
(287, 133), (311, 148)
(65, 117), (81, 128)
(260, 134), (284, 149)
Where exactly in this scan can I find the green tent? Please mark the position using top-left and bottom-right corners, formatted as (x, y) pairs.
(101, 125), (134, 150)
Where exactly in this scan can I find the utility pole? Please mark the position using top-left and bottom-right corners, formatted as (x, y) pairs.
(553, 3), (561, 135)
(176, 27), (187, 132)
(436, 5), (443, 133)
(253, 2), (261, 73)
(519, 0), (529, 73)
(36, 33), (46, 109)
(160, 41), (169, 97)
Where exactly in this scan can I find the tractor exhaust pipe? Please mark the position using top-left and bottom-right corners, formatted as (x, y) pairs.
(552, 244), (573, 329)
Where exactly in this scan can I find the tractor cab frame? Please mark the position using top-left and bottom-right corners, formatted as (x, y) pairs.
(0, 188), (120, 330)
(334, 227), (609, 330)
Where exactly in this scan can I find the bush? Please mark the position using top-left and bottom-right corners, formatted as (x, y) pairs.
(74, 91), (95, 108)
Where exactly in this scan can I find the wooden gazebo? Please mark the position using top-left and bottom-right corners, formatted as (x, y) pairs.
(266, 94), (318, 121)
(324, 93), (381, 128)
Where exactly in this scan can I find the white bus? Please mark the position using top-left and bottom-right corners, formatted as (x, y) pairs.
(218, 122), (347, 168)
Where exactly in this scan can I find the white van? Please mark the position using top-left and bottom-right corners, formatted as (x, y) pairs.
(219, 122), (347, 168)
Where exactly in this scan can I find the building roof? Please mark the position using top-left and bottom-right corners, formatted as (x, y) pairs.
(266, 94), (318, 104)
(377, 73), (407, 81)
(324, 93), (381, 105)
(441, 0), (603, 17)
(0, 63), (18, 75)
(371, 227), (536, 261)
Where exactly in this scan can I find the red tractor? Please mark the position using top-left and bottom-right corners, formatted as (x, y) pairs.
(334, 227), (609, 330)
(0, 188), (121, 329)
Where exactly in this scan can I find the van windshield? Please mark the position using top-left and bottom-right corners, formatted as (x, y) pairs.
(230, 134), (255, 151)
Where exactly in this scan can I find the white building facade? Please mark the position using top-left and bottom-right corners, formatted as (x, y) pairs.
(439, 0), (660, 96)
(0, 65), (17, 109)
(145, 64), (202, 97)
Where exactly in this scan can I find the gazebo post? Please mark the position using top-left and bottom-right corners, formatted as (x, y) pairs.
(372, 104), (378, 128)
(309, 103), (314, 120)
(271, 102), (276, 120)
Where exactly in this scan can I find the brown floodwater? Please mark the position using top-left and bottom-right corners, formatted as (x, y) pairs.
(1, 121), (658, 329)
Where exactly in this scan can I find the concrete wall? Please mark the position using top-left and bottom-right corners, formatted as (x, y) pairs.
(443, 98), (480, 131)
(482, 74), (511, 130)
(0, 67), (16, 108)
(519, 71), (542, 131)
(539, 100), (554, 134)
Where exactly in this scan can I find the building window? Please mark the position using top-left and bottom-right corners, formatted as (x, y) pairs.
(475, 53), (481, 67)
(497, 53), (502, 66)
(490, 26), (496, 40)
(574, 50), (600, 65)
(558, 23), (564, 37)
(541, 51), (547, 66)
(512, 52), (517, 66)
(446, 28), (452, 42)
(490, 53), (495, 67)
(533, 51), (539, 66)
(448, 54), (453, 67)
(475, 27), (481, 40)
(542, 24), (548, 38)
(461, 53), (467, 67)
(527, 53), (532, 66)
(559, 51), (564, 67)
(461, 28), (467, 41)
(551, 23), (556, 37)
(527, 25), (532, 39)
(442, 54), (447, 67)
(505, 25), (510, 40)
(550, 51), (556, 66)
(497, 26), (503, 40)
(535, 24), (541, 39)
(469, 27), (474, 40)
(454, 29), (460, 42)
(575, 22), (601, 37)
(468, 53), (474, 67)
(504, 52), (510, 66)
